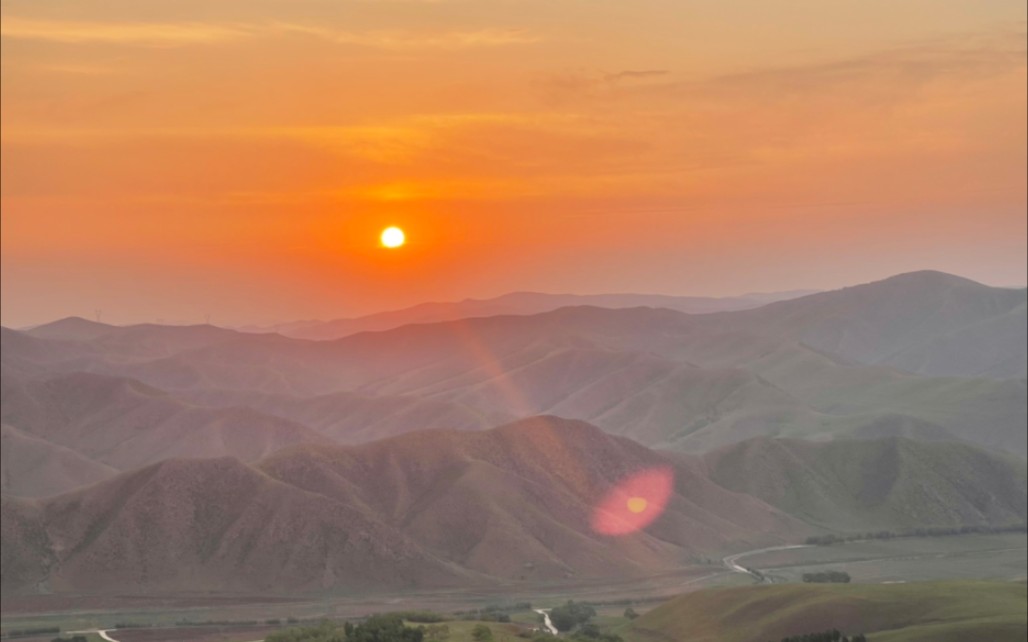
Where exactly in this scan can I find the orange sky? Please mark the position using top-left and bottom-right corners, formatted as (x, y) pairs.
(2, 0), (1026, 326)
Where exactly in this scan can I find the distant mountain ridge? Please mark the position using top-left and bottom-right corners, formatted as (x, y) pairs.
(234, 289), (820, 340)
(1, 271), (1024, 467)
(704, 271), (1028, 378)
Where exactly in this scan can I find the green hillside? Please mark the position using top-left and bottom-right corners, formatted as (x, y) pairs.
(704, 437), (1028, 531)
(624, 581), (1027, 642)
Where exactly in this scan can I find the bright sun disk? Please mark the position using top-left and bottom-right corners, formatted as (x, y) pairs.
(381, 226), (405, 248)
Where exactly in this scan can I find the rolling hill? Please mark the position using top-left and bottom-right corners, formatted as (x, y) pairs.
(0, 371), (329, 474)
(184, 387), (509, 444)
(624, 581), (1028, 642)
(0, 424), (116, 498)
(704, 437), (1028, 531)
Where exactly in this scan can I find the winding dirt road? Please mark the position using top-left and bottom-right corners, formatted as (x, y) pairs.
(722, 544), (812, 582)
(533, 608), (559, 635)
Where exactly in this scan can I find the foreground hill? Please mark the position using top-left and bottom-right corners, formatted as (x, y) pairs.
(625, 581), (1028, 642)
(0, 418), (802, 594)
(1, 457), (470, 595)
(256, 418), (803, 581)
(2, 419), (1024, 595)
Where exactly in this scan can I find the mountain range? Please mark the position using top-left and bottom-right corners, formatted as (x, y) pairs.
(3, 272), (1023, 468)
(1, 270), (1025, 596)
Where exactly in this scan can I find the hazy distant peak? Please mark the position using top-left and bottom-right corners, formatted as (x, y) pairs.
(872, 270), (990, 289)
(25, 316), (116, 341)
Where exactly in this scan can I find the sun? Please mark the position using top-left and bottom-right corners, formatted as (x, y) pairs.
(380, 226), (406, 248)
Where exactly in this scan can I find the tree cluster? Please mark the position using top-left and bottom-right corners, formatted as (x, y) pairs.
(805, 522), (1027, 546)
(570, 623), (624, 642)
(801, 571), (851, 584)
(771, 630), (866, 642)
(454, 604), (520, 622)
(266, 615), (424, 642)
(548, 600), (597, 632)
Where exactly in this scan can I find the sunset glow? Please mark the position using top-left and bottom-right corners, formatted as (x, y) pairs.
(0, 1), (1025, 327)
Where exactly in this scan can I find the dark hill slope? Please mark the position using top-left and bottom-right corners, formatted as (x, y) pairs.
(1, 457), (470, 595)
(0, 418), (804, 594)
(257, 417), (804, 579)
(4, 420), (1025, 596)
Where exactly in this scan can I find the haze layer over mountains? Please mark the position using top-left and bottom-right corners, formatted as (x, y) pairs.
(1, 270), (1025, 595)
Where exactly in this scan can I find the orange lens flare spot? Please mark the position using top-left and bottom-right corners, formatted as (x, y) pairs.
(380, 226), (406, 248)
(591, 467), (674, 536)
(627, 497), (648, 513)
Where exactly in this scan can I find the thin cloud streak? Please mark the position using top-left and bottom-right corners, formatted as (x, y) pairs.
(0, 17), (249, 45)
(0, 16), (540, 49)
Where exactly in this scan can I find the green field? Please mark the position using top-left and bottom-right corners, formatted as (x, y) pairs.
(746, 533), (1027, 584)
(623, 581), (1028, 642)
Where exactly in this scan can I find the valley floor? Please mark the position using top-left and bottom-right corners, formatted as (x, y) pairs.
(2, 533), (1024, 641)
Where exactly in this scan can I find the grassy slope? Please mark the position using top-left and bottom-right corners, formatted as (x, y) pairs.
(624, 581), (1027, 642)
(703, 436), (1028, 531)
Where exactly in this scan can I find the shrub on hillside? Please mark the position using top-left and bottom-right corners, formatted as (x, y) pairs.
(266, 615), (426, 642)
(471, 623), (493, 641)
(771, 630), (866, 642)
(802, 571), (851, 584)
(548, 600), (596, 632)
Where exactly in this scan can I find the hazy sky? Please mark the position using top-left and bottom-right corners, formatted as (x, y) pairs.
(2, 0), (1026, 326)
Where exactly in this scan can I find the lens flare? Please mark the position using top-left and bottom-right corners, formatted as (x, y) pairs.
(591, 466), (674, 536)
(627, 497), (648, 513)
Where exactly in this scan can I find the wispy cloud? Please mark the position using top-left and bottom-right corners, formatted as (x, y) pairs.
(0, 16), (539, 49)
(274, 23), (539, 49)
(690, 28), (1027, 96)
(605, 69), (670, 82)
(0, 17), (247, 45)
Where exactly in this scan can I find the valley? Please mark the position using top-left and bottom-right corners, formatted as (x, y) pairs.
(2, 534), (1024, 640)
